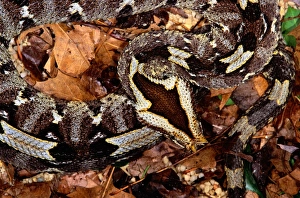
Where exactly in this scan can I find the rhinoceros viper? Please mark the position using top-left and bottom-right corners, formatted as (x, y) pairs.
(0, 0), (295, 197)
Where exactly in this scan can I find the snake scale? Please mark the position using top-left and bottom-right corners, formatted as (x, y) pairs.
(0, 0), (295, 197)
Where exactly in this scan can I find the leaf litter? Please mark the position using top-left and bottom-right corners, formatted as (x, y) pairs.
(2, 2), (300, 198)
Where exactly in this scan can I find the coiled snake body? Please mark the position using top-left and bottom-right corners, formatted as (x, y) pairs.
(0, 0), (295, 197)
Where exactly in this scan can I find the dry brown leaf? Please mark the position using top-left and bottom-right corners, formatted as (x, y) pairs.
(106, 185), (135, 198)
(67, 186), (103, 198)
(221, 105), (239, 127)
(278, 175), (299, 195)
(153, 15), (161, 24)
(95, 33), (127, 66)
(202, 104), (238, 135)
(34, 70), (97, 101)
(57, 177), (72, 195)
(19, 183), (52, 198)
(52, 24), (92, 77)
(57, 168), (113, 195)
(60, 171), (101, 190)
(253, 75), (269, 96)
(16, 23), (127, 101)
(3, 183), (51, 198)
(289, 24), (300, 69)
(289, 167), (300, 181)
(210, 87), (236, 97)
(270, 169), (281, 182)
(128, 140), (182, 178)
(270, 158), (292, 173)
(278, 118), (296, 141)
(252, 124), (276, 149)
(180, 146), (217, 171)
(289, 103), (300, 142)
(219, 93), (232, 110)
(17, 25), (54, 47)
(0, 161), (14, 186)
(15, 25), (55, 82)
(245, 191), (259, 198)
(210, 87), (236, 110)
(266, 183), (291, 198)
(64, 170), (135, 198)
(231, 80), (260, 111)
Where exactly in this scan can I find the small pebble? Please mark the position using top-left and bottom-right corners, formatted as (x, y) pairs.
(215, 187), (222, 195)
(196, 179), (227, 197)
(162, 156), (170, 166)
(198, 172), (204, 178)
(189, 170), (196, 175)
(178, 164), (186, 172)
(190, 174), (197, 182)
(199, 184), (205, 189)
(183, 174), (190, 182)
(177, 173), (182, 181)
(210, 189), (216, 195)
(98, 173), (104, 181)
(204, 184), (210, 194)
(22, 172), (55, 184)
(129, 177), (136, 183)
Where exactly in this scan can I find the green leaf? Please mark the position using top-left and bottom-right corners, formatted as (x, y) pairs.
(244, 160), (264, 198)
(243, 145), (264, 197)
(283, 34), (297, 47)
(243, 144), (265, 198)
(282, 6), (300, 34)
(225, 98), (235, 106)
(290, 158), (295, 167)
(217, 95), (235, 106)
(141, 165), (151, 178)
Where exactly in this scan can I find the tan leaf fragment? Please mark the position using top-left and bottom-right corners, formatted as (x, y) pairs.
(253, 75), (268, 96)
(66, 172), (135, 198)
(266, 183), (290, 198)
(3, 183), (51, 198)
(252, 124), (275, 149)
(245, 191), (259, 198)
(0, 161), (14, 186)
(51, 24), (92, 77)
(278, 175), (299, 195)
(128, 140), (183, 178)
(180, 146), (217, 171)
(289, 103), (300, 143)
(60, 171), (101, 189)
(290, 168), (300, 181)
(270, 156), (292, 174)
(210, 87), (236, 110)
(67, 186), (103, 198)
(16, 23), (128, 101)
(95, 34), (127, 66)
(34, 70), (97, 101)
(289, 24), (300, 70)
(43, 52), (58, 78)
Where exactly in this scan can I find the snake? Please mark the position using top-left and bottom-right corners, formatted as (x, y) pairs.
(0, 0), (295, 197)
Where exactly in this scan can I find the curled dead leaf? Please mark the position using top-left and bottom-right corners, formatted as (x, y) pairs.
(14, 23), (127, 101)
